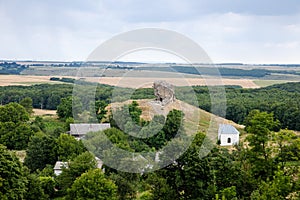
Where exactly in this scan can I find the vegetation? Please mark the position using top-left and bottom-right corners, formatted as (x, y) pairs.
(0, 81), (300, 199)
(0, 62), (28, 74)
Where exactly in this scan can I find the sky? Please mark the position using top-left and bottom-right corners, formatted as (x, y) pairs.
(1, 0), (300, 64)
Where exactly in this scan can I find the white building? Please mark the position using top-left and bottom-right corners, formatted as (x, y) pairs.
(218, 124), (240, 146)
(53, 161), (68, 176)
(54, 157), (104, 176)
(69, 123), (111, 139)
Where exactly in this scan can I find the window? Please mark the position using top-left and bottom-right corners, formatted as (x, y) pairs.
(227, 138), (231, 143)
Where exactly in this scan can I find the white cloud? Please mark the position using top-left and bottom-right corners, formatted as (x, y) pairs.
(0, 1), (300, 63)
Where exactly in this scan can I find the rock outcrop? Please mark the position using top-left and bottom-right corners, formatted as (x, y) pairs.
(153, 81), (175, 106)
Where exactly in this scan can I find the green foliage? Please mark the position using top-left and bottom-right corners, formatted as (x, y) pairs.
(176, 82), (300, 131)
(56, 96), (73, 120)
(67, 169), (118, 200)
(56, 133), (86, 161)
(56, 151), (97, 192)
(20, 97), (33, 114)
(273, 129), (299, 167)
(65, 117), (74, 131)
(0, 102), (29, 123)
(0, 103), (33, 150)
(108, 172), (140, 200)
(95, 100), (108, 122)
(39, 176), (56, 199)
(0, 121), (33, 150)
(162, 109), (184, 141)
(24, 173), (47, 200)
(0, 145), (27, 199)
(24, 132), (57, 172)
(246, 110), (280, 179)
(110, 101), (142, 130)
(250, 170), (294, 200)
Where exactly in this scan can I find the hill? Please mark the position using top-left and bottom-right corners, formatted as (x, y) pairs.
(107, 99), (243, 142)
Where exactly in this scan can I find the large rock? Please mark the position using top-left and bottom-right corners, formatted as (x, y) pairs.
(153, 81), (175, 106)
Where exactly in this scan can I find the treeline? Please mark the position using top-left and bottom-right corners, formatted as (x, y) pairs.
(50, 77), (76, 83)
(136, 66), (271, 77)
(0, 81), (299, 131)
(0, 83), (152, 111)
(0, 62), (28, 74)
(176, 82), (300, 131)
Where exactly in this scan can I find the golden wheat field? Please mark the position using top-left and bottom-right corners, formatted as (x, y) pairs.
(0, 74), (260, 88)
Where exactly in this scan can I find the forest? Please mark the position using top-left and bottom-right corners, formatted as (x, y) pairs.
(0, 82), (298, 130)
(0, 82), (300, 199)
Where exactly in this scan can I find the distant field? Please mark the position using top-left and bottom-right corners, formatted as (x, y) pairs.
(0, 74), (260, 88)
(33, 109), (57, 116)
(253, 80), (298, 87)
(0, 75), (73, 86)
(86, 77), (260, 88)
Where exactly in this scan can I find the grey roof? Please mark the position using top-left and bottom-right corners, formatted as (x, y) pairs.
(218, 124), (239, 135)
(53, 161), (68, 170)
(70, 123), (111, 136)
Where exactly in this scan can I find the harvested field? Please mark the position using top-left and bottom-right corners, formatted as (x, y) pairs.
(86, 77), (259, 88)
(33, 109), (56, 116)
(0, 75), (63, 86)
(0, 75), (259, 88)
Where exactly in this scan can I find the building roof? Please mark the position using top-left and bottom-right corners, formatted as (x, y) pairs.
(70, 123), (111, 136)
(53, 161), (68, 170)
(218, 124), (239, 135)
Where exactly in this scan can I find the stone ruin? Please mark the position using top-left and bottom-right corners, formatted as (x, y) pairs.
(153, 81), (175, 106)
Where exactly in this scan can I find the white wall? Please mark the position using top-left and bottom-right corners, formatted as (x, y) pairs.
(220, 134), (239, 146)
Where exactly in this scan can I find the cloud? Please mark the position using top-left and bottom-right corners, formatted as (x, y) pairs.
(0, 0), (300, 63)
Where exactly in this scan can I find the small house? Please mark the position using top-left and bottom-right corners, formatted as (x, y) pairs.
(53, 161), (68, 176)
(69, 123), (111, 139)
(218, 124), (240, 146)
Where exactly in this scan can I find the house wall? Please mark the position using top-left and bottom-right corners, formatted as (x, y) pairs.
(220, 134), (239, 146)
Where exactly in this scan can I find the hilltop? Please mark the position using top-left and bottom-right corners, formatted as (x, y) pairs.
(107, 99), (243, 142)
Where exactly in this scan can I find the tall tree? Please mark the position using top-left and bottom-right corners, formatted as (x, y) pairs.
(0, 145), (27, 199)
(24, 132), (57, 172)
(20, 97), (33, 114)
(56, 151), (97, 192)
(56, 133), (86, 161)
(0, 103), (32, 150)
(245, 110), (280, 179)
(67, 169), (118, 200)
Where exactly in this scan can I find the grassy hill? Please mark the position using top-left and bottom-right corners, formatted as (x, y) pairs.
(107, 99), (243, 143)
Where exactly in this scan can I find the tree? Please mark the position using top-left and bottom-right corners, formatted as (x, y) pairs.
(24, 174), (46, 200)
(56, 133), (86, 161)
(57, 97), (82, 120)
(65, 117), (74, 131)
(57, 97), (73, 120)
(56, 151), (97, 192)
(95, 100), (108, 122)
(0, 145), (27, 199)
(250, 170), (294, 200)
(20, 97), (33, 114)
(0, 103), (32, 150)
(24, 132), (57, 172)
(273, 129), (298, 168)
(163, 109), (184, 141)
(245, 110), (280, 179)
(67, 169), (118, 200)
(0, 102), (29, 123)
